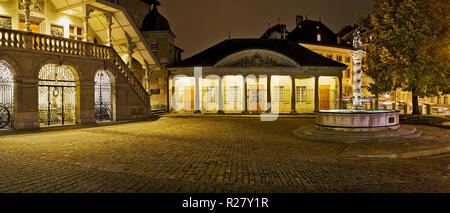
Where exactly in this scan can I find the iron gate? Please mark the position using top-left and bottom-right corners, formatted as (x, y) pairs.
(38, 64), (76, 126)
(95, 70), (112, 122)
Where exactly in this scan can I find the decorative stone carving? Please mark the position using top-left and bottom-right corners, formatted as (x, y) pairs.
(352, 31), (363, 50)
(350, 31), (366, 110)
(0, 16), (12, 29)
(221, 53), (295, 67)
(19, 0), (44, 14)
(50, 25), (64, 38)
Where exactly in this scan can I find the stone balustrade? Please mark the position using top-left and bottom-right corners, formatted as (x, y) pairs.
(0, 28), (149, 109)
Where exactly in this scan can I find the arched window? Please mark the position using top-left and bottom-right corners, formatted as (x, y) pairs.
(0, 61), (14, 128)
(95, 70), (112, 122)
(38, 64), (76, 126)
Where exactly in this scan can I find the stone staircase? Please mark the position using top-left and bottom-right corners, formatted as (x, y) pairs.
(293, 125), (422, 143)
(151, 109), (167, 117)
(0, 28), (150, 110)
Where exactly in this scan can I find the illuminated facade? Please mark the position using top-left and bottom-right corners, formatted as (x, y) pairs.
(168, 39), (346, 114)
(265, 16), (449, 115)
(0, 0), (172, 129)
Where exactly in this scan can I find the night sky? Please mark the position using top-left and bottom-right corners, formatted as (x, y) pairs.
(158, 0), (372, 59)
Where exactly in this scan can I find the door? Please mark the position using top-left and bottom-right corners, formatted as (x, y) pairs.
(248, 84), (258, 113)
(248, 84), (266, 113)
(183, 86), (194, 112)
(39, 86), (76, 126)
(319, 85), (330, 110)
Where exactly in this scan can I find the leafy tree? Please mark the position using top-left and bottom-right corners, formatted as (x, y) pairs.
(360, 0), (449, 114)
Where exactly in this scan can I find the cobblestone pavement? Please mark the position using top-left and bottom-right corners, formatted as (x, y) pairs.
(0, 117), (448, 193)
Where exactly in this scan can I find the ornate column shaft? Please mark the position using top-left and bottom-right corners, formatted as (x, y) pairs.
(125, 33), (135, 67)
(21, 0), (31, 32)
(104, 13), (113, 46)
(83, 7), (94, 42)
(349, 50), (366, 110)
(349, 31), (367, 110)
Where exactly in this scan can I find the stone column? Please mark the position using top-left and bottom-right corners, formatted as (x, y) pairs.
(14, 77), (39, 130)
(338, 75), (343, 109)
(83, 8), (94, 42)
(315, 76), (320, 112)
(143, 61), (151, 91)
(266, 75), (271, 113)
(126, 33), (134, 67)
(104, 13), (113, 47)
(170, 77), (176, 112)
(242, 75), (248, 114)
(349, 50), (366, 110)
(20, 0), (31, 32)
(218, 75), (224, 114)
(290, 75), (297, 114)
(78, 80), (96, 125)
(194, 67), (201, 113)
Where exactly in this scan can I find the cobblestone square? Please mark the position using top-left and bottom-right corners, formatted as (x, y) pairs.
(0, 116), (448, 193)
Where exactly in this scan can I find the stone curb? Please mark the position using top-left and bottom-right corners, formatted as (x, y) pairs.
(160, 114), (316, 119)
(339, 146), (450, 159)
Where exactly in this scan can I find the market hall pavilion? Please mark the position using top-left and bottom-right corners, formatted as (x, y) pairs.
(168, 39), (347, 114)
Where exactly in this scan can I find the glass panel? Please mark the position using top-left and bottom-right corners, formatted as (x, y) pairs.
(223, 75), (244, 113)
(38, 65), (76, 127)
(271, 76), (291, 113)
(38, 86), (49, 125)
(201, 77), (218, 112)
(295, 77), (315, 113)
(95, 70), (112, 122)
(0, 61), (14, 128)
(173, 77), (195, 112)
(63, 87), (76, 124)
(247, 75), (267, 113)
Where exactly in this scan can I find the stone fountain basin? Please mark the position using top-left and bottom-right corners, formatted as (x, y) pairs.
(316, 110), (400, 131)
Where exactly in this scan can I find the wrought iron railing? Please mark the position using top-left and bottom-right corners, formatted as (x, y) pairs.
(0, 28), (150, 109)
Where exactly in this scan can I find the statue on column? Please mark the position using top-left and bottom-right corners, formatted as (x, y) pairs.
(353, 31), (363, 50)
(350, 31), (366, 110)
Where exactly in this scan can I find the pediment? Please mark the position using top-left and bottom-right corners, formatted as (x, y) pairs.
(214, 50), (298, 67)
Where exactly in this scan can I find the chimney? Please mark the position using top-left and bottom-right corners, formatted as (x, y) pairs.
(296, 15), (303, 27)
(337, 36), (342, 45)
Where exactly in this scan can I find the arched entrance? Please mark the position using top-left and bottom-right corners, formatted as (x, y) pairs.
(0, 61), (14, 128)
(38, 64), (76, 126)
(95, 70), (113, 122)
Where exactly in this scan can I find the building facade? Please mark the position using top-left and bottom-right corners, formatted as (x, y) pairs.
(168, 39), (347, 114)
(0, 0), (179, 129)
(265, 15), (449, 115)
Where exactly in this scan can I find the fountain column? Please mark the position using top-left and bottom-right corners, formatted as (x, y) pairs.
(349, 31), (366, 110)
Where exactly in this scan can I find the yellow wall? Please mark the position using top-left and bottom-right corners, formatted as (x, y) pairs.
(0, 0), (100, 42)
